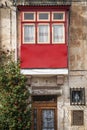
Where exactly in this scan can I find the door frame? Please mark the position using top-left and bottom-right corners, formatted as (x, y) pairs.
(32, 100), (57, 130)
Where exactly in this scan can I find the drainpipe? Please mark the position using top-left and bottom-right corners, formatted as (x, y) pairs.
(0, 8), (1, 48)
(12, 3), (18, 61)
(15, 6), (18, 62)
(12, 0), (18, 62)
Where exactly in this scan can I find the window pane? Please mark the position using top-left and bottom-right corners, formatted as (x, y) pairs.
(24, 25), (35, 43)
(38, 25), (49, 43)
(53, 13), (63, 20)
(38, 12), (50, 21)
(52, 24), (64, 43)
(52, 12), (65, 21)
(24, 13), (34, 20)
(39, 13), (48, 20)
(42, 110), (55, 130)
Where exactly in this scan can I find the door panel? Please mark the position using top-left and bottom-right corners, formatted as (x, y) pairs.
(42, 109), (55, 130)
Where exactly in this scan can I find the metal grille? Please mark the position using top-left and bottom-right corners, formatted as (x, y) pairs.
(72, 110), (84, 126)
(70, 88), (85, 105)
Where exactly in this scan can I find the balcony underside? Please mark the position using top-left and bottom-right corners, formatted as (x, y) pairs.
(21, 68), (68, 75)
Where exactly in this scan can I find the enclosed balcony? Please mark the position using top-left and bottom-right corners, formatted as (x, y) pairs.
(16, 0), (71, 75)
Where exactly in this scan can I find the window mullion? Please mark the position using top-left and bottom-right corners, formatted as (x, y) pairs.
(36, 23), (37, 44)
(50, 12), (52, 44)
(36, 12), (37, 44)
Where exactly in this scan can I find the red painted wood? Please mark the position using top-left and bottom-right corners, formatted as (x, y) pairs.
(18, 5), (71, 12)
(20, 44), (68, 68)
(21, 8), (67, 44)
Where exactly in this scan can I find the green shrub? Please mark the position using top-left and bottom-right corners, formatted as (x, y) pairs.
(0, 49), (32, 130)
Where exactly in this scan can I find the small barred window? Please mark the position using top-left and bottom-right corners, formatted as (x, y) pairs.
(70, 88), (85, 105)
(71, 110), (84, 126)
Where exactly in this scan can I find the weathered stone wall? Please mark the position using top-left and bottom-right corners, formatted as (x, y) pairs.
(70, 1), (87, 70)
(58, 71), (87, 130)
(0, 5), (17, 60)
(58, 2), (87, 130)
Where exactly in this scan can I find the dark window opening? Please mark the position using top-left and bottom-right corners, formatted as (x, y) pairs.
(32, 95), (57, 102)
(70, 88), (85, 105)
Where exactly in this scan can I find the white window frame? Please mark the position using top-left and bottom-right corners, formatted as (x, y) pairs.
(37, 23), (50, 44)
(23, 12), (36, 21)
(52, 12), (65, 21)
(37, 12), (50, 21)
(23, 23), (35, 44)
(52, 23), (65, 44)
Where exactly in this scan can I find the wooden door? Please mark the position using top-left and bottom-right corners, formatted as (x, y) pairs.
(32, 96), (57, 130)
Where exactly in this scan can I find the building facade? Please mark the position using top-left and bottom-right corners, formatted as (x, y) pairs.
(0, 0), (87, 130)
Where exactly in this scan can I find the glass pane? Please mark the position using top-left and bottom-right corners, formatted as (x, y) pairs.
(24, 25), (35, 43)
(24, 13), (34, 20)
(42, 110), (55, 130)
(52, 24), (64, 43)
(38, 25), (49, 43)
(53, 13), (63, 20)
(72, 91), (82, 103)
(39, 13), (48, 20)
(34, 109), (37, 130)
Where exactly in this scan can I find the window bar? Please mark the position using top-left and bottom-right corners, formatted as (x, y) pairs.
(80, 88), (82, 105)
(82, 88), (85, 105)
(70, 88), (72, 105)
